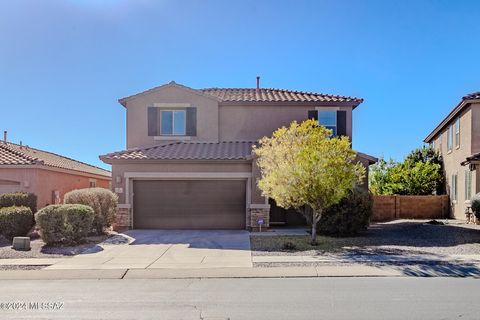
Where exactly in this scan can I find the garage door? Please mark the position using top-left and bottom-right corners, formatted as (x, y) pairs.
(133, 180), (246, 229)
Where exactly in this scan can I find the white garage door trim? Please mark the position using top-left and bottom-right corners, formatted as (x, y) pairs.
(123, 172), (252, 228)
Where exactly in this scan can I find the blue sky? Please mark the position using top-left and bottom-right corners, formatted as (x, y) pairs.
(1, 0), (479, 170)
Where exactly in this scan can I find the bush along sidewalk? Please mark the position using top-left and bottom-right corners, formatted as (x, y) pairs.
(35, 204), (95, 246)
(0, 192), (37, 214)
(0, 206), (34, 240)
(64, 188), (118, 234)
(317, 187), (373, 237)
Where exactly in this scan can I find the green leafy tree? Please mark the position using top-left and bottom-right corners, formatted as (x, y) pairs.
(254, 119), (365, 244)
(369, 158), (398, 195)
(369, 146), (444, 196)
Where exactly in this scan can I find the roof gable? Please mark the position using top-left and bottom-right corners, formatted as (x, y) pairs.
(424, 91), (480, 143)
(118, 81), (221, 107)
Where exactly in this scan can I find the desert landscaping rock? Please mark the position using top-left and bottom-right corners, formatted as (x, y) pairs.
(0, 234), (110, 259)
(251, 220), (480, 258)
(0, 265), (47, 270)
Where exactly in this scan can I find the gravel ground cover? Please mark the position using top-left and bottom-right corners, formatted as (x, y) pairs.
(0, 265), (47, 270)
(251, 220), (480, 258)
(0, 233), (119, 259)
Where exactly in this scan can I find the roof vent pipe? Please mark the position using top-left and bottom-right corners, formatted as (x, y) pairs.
(256, 76), (260, 90)
(3, 131), (6, 143)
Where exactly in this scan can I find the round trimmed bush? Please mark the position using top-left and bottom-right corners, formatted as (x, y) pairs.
(35, 204), (95, 245)
(471, 193), (480, 219)
(64, 188), (118, 234)
(317, 188), (373, 237)
(0, 192), (37, 214)
(0, 206), (34, 240)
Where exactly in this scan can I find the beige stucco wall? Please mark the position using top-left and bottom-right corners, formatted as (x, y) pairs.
(470, 103), (480, 153)
(0, 167), (111, 210)
(125, 85), (220, 148)
(218, 105), (353, 142)
(431, 106), (474, 218)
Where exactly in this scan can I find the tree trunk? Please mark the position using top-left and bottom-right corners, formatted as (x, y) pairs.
(311, 220), (317, 245)
(310, 209), (321, 245)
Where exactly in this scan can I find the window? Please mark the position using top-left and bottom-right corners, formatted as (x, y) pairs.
(438, 133), (442, 153)
(89, 180), (97, 188)
(465, 170), (472, 201)
(455, 118), (460, 148)
(451, 174), (457, 202)
(447, 125), (453, 151)
(160, 110), (186, 135)
(318, 111), (337, 136)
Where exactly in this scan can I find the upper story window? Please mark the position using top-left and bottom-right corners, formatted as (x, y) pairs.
(318, 111), (337, 136)
(148, 107), (197, 137)
(89, 179), (97, 188)
(160, 110), (186, 135)
(438, 133), (442, 152)
(308, 109), (347, 137)
(447, 125), (453, 152)
(455, 118), (460, 148)
(451, 173), (458, 202)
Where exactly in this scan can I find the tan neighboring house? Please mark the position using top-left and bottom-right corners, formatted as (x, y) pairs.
(424, 92), (480, 219)
(0, 139), (111, 208)
(100, 80), (376, 231)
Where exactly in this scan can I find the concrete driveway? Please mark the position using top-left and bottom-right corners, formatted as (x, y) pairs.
(47, 230), (252, 270)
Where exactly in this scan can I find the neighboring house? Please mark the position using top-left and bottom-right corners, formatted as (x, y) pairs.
(0, 139), (111, 208)
(100, 80), (376, 230)
(424, 92), (480, 219)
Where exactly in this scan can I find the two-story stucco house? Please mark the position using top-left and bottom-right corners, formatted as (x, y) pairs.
(100, 81), (376, 230)
(424, 92), (480, 219)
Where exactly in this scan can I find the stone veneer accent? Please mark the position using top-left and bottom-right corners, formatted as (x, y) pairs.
(249, 207), (270, 231)
(113, 206), (130, 232)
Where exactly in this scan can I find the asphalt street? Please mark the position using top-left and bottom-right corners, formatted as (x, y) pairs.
(0, 277), (478, 320)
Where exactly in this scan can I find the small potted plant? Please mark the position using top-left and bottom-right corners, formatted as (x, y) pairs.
(470, 193), (480, 224)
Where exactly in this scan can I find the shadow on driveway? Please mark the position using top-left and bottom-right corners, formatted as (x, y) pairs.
(125, 229), (251, 251)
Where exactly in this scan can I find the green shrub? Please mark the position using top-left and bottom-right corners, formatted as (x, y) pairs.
(282, 241), (297, 250)
(64, 188), (118, 234)
(35, 204), (94, 245)
(0, 192), (37, 214)
(0, 206), (34, 240)
(471, 193), (480, 219)
(317, 187), (373, 237)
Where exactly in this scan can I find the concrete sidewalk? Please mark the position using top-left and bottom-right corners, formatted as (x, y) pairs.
(0, 265), (405, 280)
(252, 254), (480, 264)
(1, 262), (480, 280)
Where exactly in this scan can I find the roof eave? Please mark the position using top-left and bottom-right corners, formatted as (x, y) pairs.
(424, 98), (480, 143)
(100, 158), (252, 165)
(218, 100), (363, 108)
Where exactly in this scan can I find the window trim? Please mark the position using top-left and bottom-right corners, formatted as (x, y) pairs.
(160, 109), (187, 136)
(88, 179), (97, 188)
(447, 125), (453, 152)
(455, 118), (460, 149)
(451, 173), (458, 203)
(465, 170), (472, 201)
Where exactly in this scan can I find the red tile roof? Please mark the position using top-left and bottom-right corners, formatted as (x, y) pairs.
(118, 81), (363, 107)
(464, 92), (480, 100)
(0, 142), (111, 177)
(101, 141), (255, 161)
(200, 88), (362, 104)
